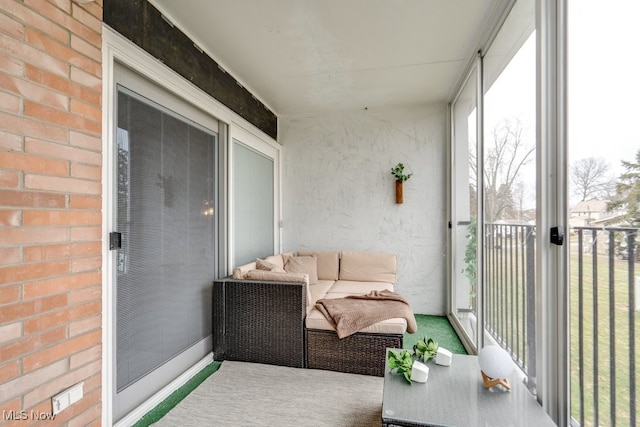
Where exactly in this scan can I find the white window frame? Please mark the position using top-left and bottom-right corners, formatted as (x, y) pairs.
(101, 26), (281, 426)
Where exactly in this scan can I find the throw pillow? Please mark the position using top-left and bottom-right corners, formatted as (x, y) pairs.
(256, 258), (286, 273)
(283, 254), (318, 285)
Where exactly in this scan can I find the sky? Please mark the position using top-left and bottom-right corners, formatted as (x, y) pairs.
(568, 0), (640, 177)
(478, 0), (640, 209)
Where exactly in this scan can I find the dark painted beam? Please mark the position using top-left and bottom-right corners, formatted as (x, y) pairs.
(104, 0), (278, 140)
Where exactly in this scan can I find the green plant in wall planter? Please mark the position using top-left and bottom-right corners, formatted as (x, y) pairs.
(391, 163), (412, 204)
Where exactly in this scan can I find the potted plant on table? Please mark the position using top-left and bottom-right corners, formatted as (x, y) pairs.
(387, 337), (440, 384)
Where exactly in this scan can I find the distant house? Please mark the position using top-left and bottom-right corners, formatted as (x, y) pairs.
(569, 200), (624, 227)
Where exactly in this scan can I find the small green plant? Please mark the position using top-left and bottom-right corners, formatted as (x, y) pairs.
(413, 337), (439, 363)
(387, 349), (415, 384)
(391, 163), (412, 182)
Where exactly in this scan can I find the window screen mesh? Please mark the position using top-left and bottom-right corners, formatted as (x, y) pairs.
(116, 89), (216, 391)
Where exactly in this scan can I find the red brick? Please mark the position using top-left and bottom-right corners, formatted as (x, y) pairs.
(70, 65), (101, 91)
(70, 33), (100, 62)
(0, 246), (21, 264)
(69, 225), (100, 241)
(1, 0), (68, 44)
(0, 7), (25, 39)
(0, 322), (22, 345)
(67, 391), (102, 427)
(69, 194), (101, 210)
(23, 271), (100, 298)
(0, 326), (66, 362)
(70, 255), (101, 273)
(0, 31), (67, 77)
(70, 52), (101, 80)
(70, 163), (100, 181)
(26, 137), (101, 164)
(25, 64), (100, 107)
(25, 300), (100, 335)
(24, 241), (101, 262)
(0, 206), (22, 226)
(0, 359), (67, 404)
(69, 343), (100, 370)
(0, 110), (67, 142)
(25, 100), (101, 134)
(0, 226), (68, 245)
(0, 129), (22, 151)
(23, 0), (101, 48)
(0, 399), (21, 419)
(0, 50), (24, 76)
(0, 72), (69, 110)
(0, 284), (20, 304)
(0, 261), (69, 288)
(67, 284), (100, 305)
(69, 129), (100, 151)
(23, 210), (101, 226)
(22, 359), (100, 408)
(70, 97), (101, 122)
(0, 170), (19, 187)
(0, 189), (66, 208)
(0, 90), (21, 113)
(71, 2), (102, 34)
(69, 312), (100, 336)
(0, 361), (20, 383)
(25, 174), (101, 194)
(0, 151), (69, 175)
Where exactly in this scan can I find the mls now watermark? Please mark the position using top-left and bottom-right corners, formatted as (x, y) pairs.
(3, 410), (56, 421)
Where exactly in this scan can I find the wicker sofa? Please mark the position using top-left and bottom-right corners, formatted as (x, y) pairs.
(212, 250), (411, 376)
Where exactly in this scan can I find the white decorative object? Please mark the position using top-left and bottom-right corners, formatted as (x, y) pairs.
(478, 345), (514, 390)
(435, 347), (453, 366)
(410, 360), (430, 383)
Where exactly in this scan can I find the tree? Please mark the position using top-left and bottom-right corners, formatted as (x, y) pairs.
(481, 118), (535, 222)
(607, 149), (640, 226)
(570, 157), (615, 201)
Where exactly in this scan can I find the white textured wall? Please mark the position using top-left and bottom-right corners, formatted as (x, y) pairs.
(279, 104), (447, 314)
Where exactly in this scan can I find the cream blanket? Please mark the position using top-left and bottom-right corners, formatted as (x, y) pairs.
(315, 290), (418, 339)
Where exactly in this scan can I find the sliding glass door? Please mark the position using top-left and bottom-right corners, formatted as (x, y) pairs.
(449, 0), (536, 385)
(112, 64), (220, 421)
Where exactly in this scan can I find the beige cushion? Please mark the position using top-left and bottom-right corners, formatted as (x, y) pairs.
(297, 250), (340, 281)
(232, 261), (257, 279)
(305, 307), (407, 334)
(339, 251), (397, 283)
(308, 280), (336, 309)
(283, 254), (318, 285)
(245, 269), (308, 283)
(256, 258), (285, 273)
(328, 280), (393, 295)
(263, 254), (285, 270)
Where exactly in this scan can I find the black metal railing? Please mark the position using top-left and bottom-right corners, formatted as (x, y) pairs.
(572, 227), (637, 427)
(483, 223), (536, 391)
(481, 223), (638, 426)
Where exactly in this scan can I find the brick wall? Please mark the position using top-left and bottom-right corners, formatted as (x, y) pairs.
(0, 1), (103, 426)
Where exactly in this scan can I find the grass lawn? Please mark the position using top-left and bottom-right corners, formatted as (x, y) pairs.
(569, 253), (639, 427)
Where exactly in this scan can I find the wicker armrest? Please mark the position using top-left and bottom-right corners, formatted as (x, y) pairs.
(212, 277), (307, 368)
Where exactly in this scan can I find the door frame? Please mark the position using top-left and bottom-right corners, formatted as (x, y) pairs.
(101, 26), (281, 426)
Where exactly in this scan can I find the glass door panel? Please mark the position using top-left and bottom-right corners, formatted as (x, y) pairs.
(451, 67), (479, 349)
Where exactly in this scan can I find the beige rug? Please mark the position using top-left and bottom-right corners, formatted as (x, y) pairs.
(153, 361), (384, 426)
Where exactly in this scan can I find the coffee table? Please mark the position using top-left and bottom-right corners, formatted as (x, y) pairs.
(382, 351), (556, 426)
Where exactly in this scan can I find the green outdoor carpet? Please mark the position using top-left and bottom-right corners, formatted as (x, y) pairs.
(136, 315), (463, 426)
(404, 314), (467, 355)
(133, 361), (221, 427)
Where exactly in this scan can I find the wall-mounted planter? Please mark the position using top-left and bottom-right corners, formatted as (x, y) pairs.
(391, 163), (411, 204)
(395, 180), (403, 204)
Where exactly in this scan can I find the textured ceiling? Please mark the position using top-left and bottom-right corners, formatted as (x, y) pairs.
(150, 0), (502, 115)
